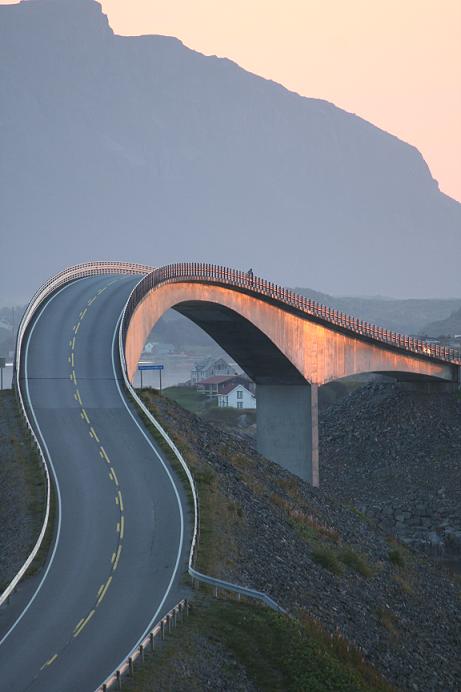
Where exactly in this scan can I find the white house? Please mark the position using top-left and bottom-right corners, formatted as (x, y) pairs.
(190, 357), (237, 385)
(218, 383), (256, 410)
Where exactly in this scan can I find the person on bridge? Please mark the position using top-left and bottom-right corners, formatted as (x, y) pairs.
(247, 267), (254, 286)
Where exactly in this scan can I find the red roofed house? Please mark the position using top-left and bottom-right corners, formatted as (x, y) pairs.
(196, 374), (255, 399)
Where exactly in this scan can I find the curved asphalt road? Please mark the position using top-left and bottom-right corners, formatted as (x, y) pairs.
(0, 275), (188, 691)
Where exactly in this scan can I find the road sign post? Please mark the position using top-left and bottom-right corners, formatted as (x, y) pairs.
(0, 357), (5, 390)
(138, 363), (164, 392)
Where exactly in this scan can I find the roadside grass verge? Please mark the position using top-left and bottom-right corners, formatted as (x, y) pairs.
(163, 386), (210, 415)
(122, 597), (393, 692)
(138, 389), (243, 577)
(0, 390), (49, 590)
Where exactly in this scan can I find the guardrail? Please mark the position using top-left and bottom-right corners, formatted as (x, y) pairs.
(0, 262), (152, 610)
(98, 599), (190, 691)
(122, 263), (461, 366)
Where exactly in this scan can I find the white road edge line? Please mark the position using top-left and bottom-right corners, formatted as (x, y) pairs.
(95, 314), (185, 692)
(0, 279), (86, 648)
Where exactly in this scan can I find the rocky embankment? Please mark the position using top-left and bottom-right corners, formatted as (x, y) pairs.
(320, 382), (461, 558)
(143, 391), (461, 691)
(0, 391), (45, 591)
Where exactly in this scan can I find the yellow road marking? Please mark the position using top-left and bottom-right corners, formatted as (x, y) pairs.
(113, 545), (122, 571)
(75, 322), (80, 334)
(88, 296), (96, 306)
(72, 337), (75, 350)
(96, 576), (112, 606)
(97, 583), (105, 598)
(40, 654), (58, 670)
(115, 495), (119, 506)
(81, 408), (90, 424)
(118, 491), (124, 512)
(97, 287), (107, 295)
(69, 374), (73, 382)
(80, 307), (87, 320)
(90, 426), (100, 443)
(117, 522), (120, 533)
(72, 370), (77, 385)
(89, 429), (94, 439)
(73, 610), (95, 638)
(68, 356), (71, 364)
(69, 340), (72, 347)
(76, 389), (82, 405)
(100, 446), (110, 463)
(111, 552), (116, 564)
(120, 515), (125, 539)
(71, 352), (74, 367)
(73, 617), (84, 633)
(110, 468), (119, 486)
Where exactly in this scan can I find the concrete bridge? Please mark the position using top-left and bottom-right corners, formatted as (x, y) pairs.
(122, 263), (461, 486)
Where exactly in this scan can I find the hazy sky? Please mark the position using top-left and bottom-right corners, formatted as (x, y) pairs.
(5, 0), (461, 202)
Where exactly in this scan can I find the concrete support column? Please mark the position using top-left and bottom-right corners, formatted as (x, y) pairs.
(256, 383), (319, 486)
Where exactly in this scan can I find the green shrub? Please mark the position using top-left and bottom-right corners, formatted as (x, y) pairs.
(388, 548), (405, 567)
(339, 548), (374, 577)
(311, 546), (344, 575)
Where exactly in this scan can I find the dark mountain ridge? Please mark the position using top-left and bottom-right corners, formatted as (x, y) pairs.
(1, 0), (460, 303)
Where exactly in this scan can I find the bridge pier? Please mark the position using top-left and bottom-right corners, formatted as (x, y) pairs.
(256, 383), (319, 486)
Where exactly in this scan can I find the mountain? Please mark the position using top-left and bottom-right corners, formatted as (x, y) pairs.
(1, 0), (461, 304)
(294, 288), (461, 334)
(421, 306), (461, 337)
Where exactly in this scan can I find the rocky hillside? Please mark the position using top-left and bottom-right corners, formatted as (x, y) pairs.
(320, 382), (461, 559)
(2, 0), (461, 304)
(0, 391), (46, 591)
(141, 390), (461, 691)
(422, 306), (461, 337)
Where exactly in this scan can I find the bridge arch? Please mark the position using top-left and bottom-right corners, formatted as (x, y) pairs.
(122, 265), (460, 485)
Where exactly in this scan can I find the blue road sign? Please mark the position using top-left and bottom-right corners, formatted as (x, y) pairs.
(138, 364), (164, 371)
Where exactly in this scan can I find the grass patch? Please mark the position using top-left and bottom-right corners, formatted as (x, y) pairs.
(339, 548), (374, 578)
(311, 546), (344, 575)
(123, 597), (392, 692)
(393, 574), (413, 595)
(388, 548), (405, 568)
(376, 607), (400, 639)
(163, 385), (210, 415)
(204, 406), (256, 428)
(0, 390), (50, 588)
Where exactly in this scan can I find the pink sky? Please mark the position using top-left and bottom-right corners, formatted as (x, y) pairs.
(7, 0), (461, 202)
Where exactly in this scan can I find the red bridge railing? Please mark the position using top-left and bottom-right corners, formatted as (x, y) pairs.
(123, 263), (461, 366)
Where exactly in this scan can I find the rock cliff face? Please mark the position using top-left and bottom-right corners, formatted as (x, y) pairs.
(2, 0), (461, 303)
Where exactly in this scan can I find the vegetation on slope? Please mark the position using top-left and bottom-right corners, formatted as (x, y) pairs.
(0, 391), (47, 591)
(133, 389), (460, 691)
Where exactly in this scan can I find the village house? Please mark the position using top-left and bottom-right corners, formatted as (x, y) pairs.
(190, 357), (237, 385)
(196, 374), (255, 399)
(217, 382), (256, 409)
